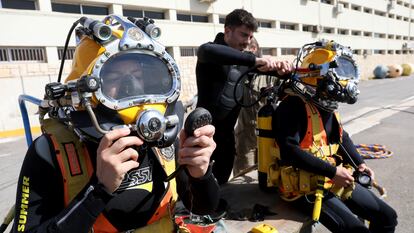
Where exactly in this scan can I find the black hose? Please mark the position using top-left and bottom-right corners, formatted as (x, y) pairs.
(233, 65), (290, 108)
(57, 19), (81, 83)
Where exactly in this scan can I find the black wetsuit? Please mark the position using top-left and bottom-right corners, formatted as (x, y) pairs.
(273, 95), (398, 233)
(12, 134), (219, 233)
(196, 32), (256, 184)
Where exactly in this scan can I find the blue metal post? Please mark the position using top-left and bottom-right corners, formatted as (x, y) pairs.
(18, 95), (41, 146)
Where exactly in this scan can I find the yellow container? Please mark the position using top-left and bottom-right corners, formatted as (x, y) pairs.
(401, 63), (414, 76)
(251, 223), (279, 233)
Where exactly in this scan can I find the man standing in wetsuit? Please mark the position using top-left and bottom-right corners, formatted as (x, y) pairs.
(196, 9), (292, 184)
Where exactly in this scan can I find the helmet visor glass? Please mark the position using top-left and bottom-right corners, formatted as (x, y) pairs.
(100, 53), (173, 101)
(333, 56), (359, 81)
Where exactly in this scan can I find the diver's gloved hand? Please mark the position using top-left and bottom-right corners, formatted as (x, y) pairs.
(178, 125), (216, 178)
(96, 127), (142, 193)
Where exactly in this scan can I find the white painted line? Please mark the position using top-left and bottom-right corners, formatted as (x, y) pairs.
(0, 153), (11, 158)
(0, 137), (19, 144)
(344, 96), (414, 136)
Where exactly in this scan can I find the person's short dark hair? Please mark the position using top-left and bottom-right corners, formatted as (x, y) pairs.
(224, 9), (258, 32)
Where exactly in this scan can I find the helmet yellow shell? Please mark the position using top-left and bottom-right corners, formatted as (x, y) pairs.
(300, 48), (336, 86)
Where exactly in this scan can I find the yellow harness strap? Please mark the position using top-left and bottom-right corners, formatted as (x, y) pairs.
(278, 96), (343, 201)
(43, 119), (178, 233)
(42, 118), (94, 205)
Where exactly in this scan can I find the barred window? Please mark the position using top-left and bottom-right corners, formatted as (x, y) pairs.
(180, 47), (198, 57)
(261, 48), (274, 56)
(82, 5), (108, 15)
(280, 22), (297, 31)
(177, 13), (209, 23)
(144, 10), (165, 20)
(51, 2), (108, 15)
(123, 9), (144, 18)
(259, 21), (272, 28)
(123, 9), (165, 19)
(0, 47), (45, 62)
(281, 48), (299, 55)
(58, 47), (76, 60)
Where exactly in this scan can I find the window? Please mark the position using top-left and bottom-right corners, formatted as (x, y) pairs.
(321, 0), (333, 4)
(396, 15), (402, 20)
(363, 7), (372, 14)
(145, 10), (165, 19)
(123, 9), (165, 20)
(323, 27), (334, 34)
(351, 30), (361, 36)
(177, 13), (208, 23)
(364, 32), (372, 37)
(338, 29), (349, 35)
(219, 17), (225, 24)
(374, 33), (386, 38)
(0, 47), (45, 62)
(52, 3), (80, 14)
(281, 48), (299, 55)
(374, 10), (386, 17)
(180, 47), (198, 57)
(353, 49), (362, 55)
(396, 35), (402, 39)
(280, 22), (297, 31)
(123, 9), (143, 18)
(82, 5), (108, 15)
(261, 48), (273, 56)
(338, 1), (349, 8)
(388, 34), (395, 39)
(388, 14), (395, 19)
(302, 25), (313, 32)
(388, 50), (394, 54)
(373, 50), (385, 54)
(57, 47), (76, 60)
(259, 21), (272, 28)
(403, 36), (409, 40)
(403, 17), (409, 22)
(51, 3), (109, 15)
(1, 0), (36, 10)
(351, 4), (361, 11)
(177, 14), (191, 21)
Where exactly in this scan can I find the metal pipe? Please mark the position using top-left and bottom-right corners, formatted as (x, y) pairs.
(18, 95), (41, 146)
(84, 99), (109, 135)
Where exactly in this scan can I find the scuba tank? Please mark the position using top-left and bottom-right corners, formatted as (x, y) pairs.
(257, 94), (280, 192)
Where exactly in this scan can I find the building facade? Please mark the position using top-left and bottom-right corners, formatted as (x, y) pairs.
(0, 0), (413, 136)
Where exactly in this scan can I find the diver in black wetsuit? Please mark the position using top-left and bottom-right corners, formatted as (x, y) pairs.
(12, 15), (219, 233)
(196, 9), (292, 184)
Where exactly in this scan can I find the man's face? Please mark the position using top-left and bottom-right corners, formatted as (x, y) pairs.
(102, 60), (144, 99)
(224, 25), (254, 51)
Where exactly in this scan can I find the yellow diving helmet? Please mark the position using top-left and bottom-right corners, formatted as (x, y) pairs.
(291, 40), (360, 111)
(45, 15), (182, 147)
